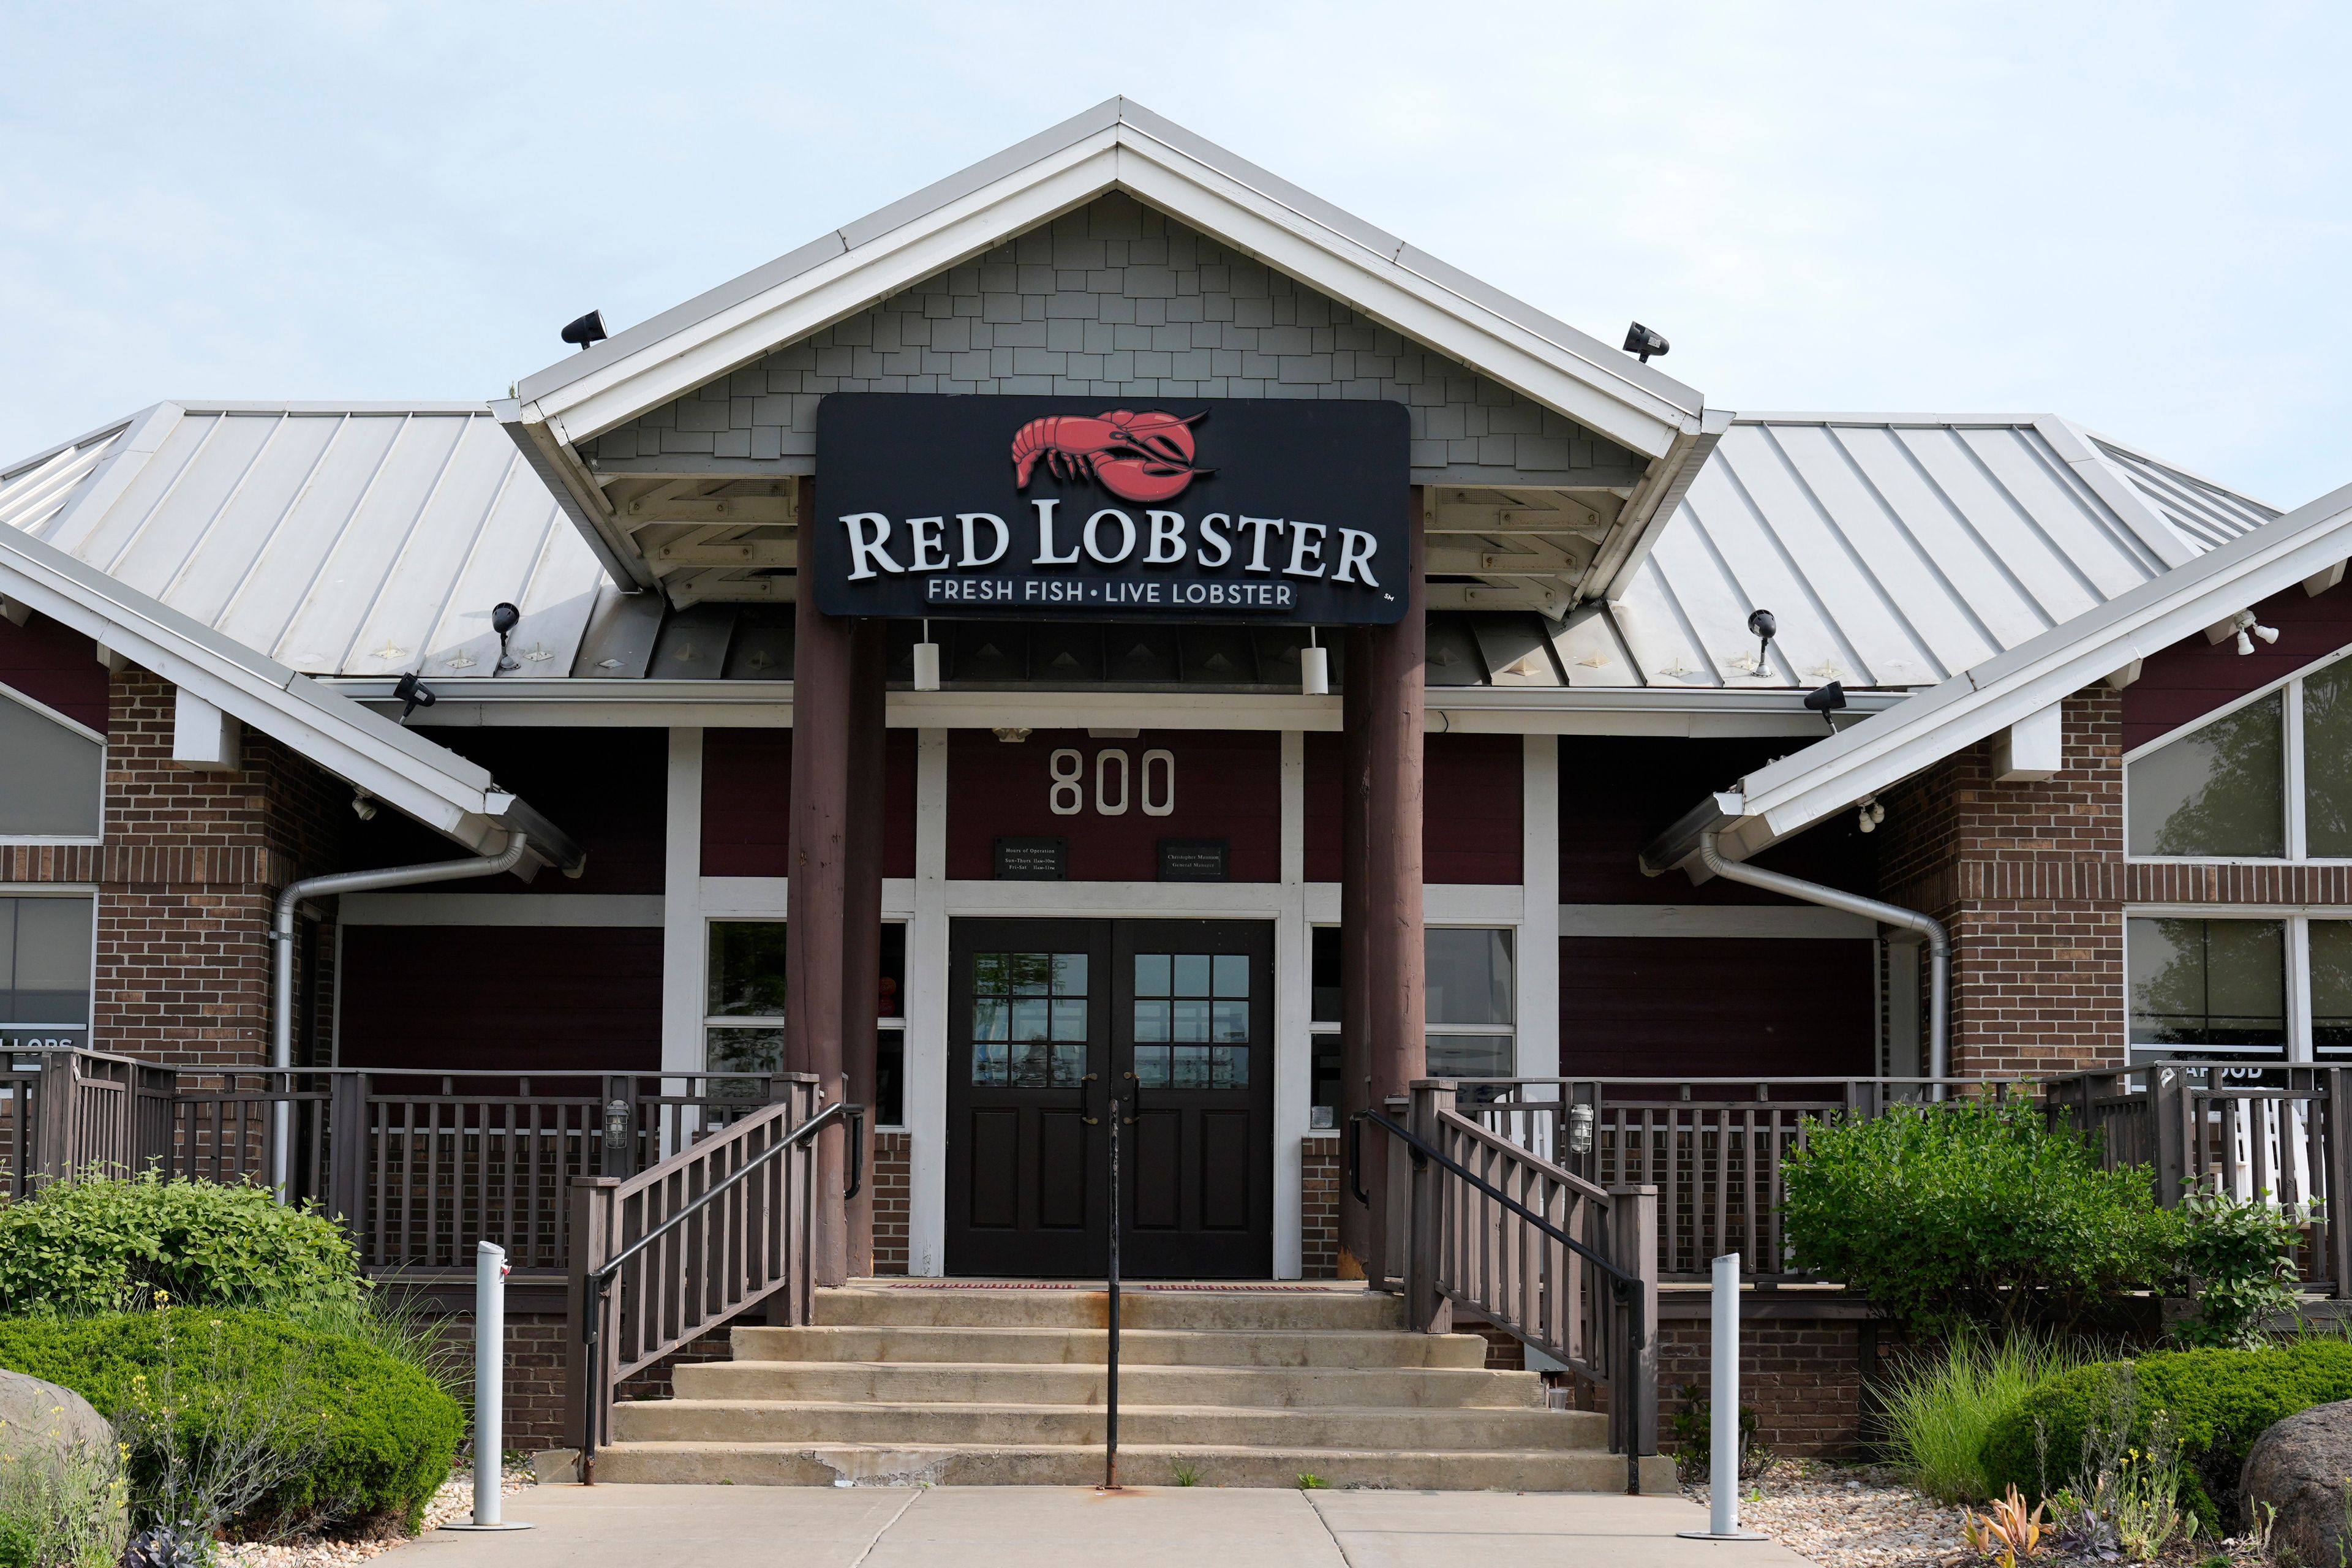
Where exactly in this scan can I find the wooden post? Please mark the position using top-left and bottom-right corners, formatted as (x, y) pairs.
(2152, 1067), (2188, 1207)
(1404, 1080), (1452, 1332)
(1609, 1182), (1661, 1460)
(2331, 1070), (2352, 1300)
(327, 1072), (369, 1252)
(563, 1175), (621, 1462)
(842, 617), (886, 1279)
(33, 1050), (78, 1184)
(1338, 625), (1374, 1278)
(786, 470), (853, 1288)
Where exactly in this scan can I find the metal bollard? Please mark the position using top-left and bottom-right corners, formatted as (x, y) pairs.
(1677, 1253), (1763, 1542)
(441, 1242), (532, 1531)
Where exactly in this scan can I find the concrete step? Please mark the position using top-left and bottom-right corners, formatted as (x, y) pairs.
(671, 1359), (1546, 1410)
(815, 1285), (1406, 1332)
(579, 1439), (1640, 1491)
(731, 1324), (1488, 1368)
(611, 1398), (1608, 1452)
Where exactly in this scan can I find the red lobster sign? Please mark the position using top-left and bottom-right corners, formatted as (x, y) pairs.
(1010, 409), (1208, 505)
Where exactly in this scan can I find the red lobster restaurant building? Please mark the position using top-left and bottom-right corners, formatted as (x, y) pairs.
(4, 100), (2351, 1466)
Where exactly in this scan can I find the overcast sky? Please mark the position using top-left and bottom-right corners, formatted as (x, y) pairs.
(4, 2), (2343, 508)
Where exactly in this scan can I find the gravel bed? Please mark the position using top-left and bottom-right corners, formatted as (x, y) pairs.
(1684, 1458), (2266, 1567)
(219, 1466), (533, 1568)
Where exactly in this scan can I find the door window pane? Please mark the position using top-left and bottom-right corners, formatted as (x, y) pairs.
(2128, 917), (2286, 1050)
(707, 922), (787, 1016)
(2306, 665), (2352, 858)
(0, 692), (102, 839)
(1428, 1033), (1513, 1079)
(2314, 922), (2352, 1055)
(0, 897), (92, 1047)
(971, 952), (1088, 1086)
(2127, 693), (2285, 856)
(706, 1026), (785, 1074)
(1427, 929), (1514, 1025)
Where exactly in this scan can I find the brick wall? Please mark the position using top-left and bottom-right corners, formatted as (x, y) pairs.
(587, 192), (1643, 491)
(1301, 1138), (1339, 1279)
(1656, 1311), (1883, 1459)
(872, 1132), (911, 1275)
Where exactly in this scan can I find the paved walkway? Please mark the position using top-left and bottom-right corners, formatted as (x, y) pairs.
(395, 1485), (1815, 1567)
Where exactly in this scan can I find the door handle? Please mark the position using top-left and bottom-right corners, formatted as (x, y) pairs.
(1123, 1069), (1142, 1125)
(1079, 1072), (1100, 1126)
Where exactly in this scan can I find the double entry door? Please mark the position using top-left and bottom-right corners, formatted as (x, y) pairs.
(944, 918), (1274, 1278)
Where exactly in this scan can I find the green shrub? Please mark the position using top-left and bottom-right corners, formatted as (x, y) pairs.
(2171, 1187), (2305, 1349)
(0, 1172), (362, 1317)
(1981, 1340), (2352, 1528)
(1877, 1330), (2109, 1503)
(0, 1308), (462, 1534)
(1781, 1099), (2177, 1333)
(293, 1286), (469, 1415)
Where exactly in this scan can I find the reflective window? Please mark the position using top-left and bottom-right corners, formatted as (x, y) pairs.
(970, 952), (1088, 1088)
(2127, 916), (2286, 1052)
(1133, 951), (1248, 1089)
(2307, 664), (2352, 858)
(1427, 929), (1513, 1025)
(1428, 1033), (1515, 1079)
(2313, 921), (2352, 1056)
(704, 921), (905, 1124)
(0, 691), (102, 840)
(0, 896), (93, 1050)
(707, 922), (787, 1016)
(2127, 693), (2284, 858)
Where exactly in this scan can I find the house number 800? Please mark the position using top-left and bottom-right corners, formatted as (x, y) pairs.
(1050, 748), (1174, 817)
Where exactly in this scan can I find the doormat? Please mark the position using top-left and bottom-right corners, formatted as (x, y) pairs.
(880, 1281), (1337, 1293)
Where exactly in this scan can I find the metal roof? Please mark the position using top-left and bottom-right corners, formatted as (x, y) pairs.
(1, 404), (2285, 694)
(0, 403), (607, 679)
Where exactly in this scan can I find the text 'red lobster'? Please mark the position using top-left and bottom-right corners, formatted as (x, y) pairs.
(1009, 410), (1208, 505)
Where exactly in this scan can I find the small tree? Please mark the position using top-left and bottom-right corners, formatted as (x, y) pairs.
(1781, 1098), (2176, 1334)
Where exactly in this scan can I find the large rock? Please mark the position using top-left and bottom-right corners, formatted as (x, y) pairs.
(0, 1367), (113, 1461)
(2242, 1400), (2352, 1565)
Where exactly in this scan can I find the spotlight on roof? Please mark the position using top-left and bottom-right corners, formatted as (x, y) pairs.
(1746, 608), (1777, 674)
(2230, 609), (2278, 657)
(1623, 322), (1670, 364)
(350, 789), (377, 822)
(1803, 680), (1847, 733)
(492, 601), (522, 672)
(393, 671), (438, 722)
(560, 310), (608, 352)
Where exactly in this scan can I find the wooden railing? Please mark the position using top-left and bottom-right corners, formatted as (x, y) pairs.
(566, 1074), (853, 1478)
(1356, 1082), (1660, 1472)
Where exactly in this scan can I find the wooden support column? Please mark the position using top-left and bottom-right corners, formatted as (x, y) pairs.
(1337, 625), (1374, 1278)
(1342, 486), (1427, 1284)
(841, 617), (887, 1278)
(786, 475), (853, 1287)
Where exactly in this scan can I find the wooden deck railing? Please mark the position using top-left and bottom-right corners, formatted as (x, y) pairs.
(566, 1074), (850, 1479)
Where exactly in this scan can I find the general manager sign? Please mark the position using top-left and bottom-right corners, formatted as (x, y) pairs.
(811, 394), (1409, 624)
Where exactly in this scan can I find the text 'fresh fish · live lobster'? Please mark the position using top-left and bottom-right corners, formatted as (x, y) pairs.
(1009, 410), (1208, 505)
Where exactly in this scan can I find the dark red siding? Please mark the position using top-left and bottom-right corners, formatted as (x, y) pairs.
(701, 728), (915, 878)
(1303, 731), (1525, 883)
(344, 728), (666, 894)
(2124, 581), (2352, 750)
(1559, 736), (1876, 904)
(337, 924), (662, 1072)
(1558, 935), (1875, 1077)
(0, 611), (107, 733)
(947, 729), (1280, 882)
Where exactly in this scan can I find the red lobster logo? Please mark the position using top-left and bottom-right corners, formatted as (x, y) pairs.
(1009, 409), (1208, 505)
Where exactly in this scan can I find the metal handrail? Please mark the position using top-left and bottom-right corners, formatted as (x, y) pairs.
(1350, 1107), (1645, 1348)
(579, 1101), (864, 1477)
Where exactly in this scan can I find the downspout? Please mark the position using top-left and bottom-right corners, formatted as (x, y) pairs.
(268, 833), (532, 1193)
(1698, 831), (1950, 1085)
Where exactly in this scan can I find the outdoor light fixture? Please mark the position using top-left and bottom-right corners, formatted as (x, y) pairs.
(1301, 628), (1330, 696)
(393, 671), (438, 722)
(350, 790), (377, 821)
(1623, 322), (1670, 363)
(1857, 795), (1886, 834)
(560, 311), (608, 351)
(993, 727), (1031, 744)
(2230, 609), (2279, 656)
(912, 620), (941, 692)
(1803, 680), (1847, 733)
(492, 601), (522, 672)
(1745, 608), (1777, 674)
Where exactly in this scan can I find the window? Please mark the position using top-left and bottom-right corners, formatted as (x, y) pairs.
(0, 690), (102, 841)
(703, 920), (907, 1124)
(970, 951), (1088, 1087)
(0, 894), (94, 1050)
(2128, 914), (2352, 1063)
(1133, 951), (1249, 1088)
(2127, 655), (2352, 861)
(1427, 927), (1515, 1079)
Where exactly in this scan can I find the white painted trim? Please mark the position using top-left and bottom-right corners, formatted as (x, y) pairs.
(1558, 903), (1879, 940)
(906, 729), (951, 1276)
(660, 729), (704, 1077)
(2290, 913), (2315, 1063)
(1516, 736), (1561, 1080)
(2128, 903), (2352, 921)
(339, 892), (665, 927)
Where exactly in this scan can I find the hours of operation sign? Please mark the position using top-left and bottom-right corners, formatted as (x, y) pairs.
(812, 393), (1410, 624)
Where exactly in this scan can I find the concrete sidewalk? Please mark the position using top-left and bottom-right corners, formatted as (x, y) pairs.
(392, 1485), (1816, 1567)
